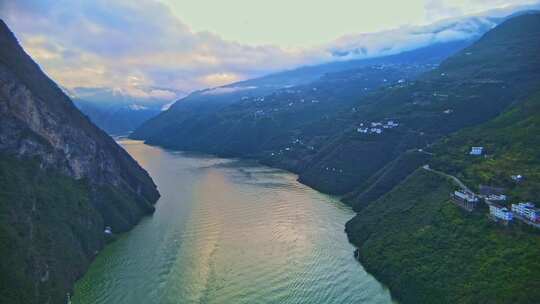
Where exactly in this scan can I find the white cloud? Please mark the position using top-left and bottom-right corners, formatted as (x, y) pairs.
(1, 0), (538, 103)
(201, 86), (257, 96)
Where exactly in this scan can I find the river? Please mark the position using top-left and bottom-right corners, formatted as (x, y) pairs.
(73, 140), (394, 304)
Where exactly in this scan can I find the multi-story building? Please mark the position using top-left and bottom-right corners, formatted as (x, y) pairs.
(452, 190), (479, 211)
(511, 202), (540, 222)
(489, 204), (513, 222)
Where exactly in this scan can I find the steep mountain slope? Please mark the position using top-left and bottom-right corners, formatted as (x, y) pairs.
(135, 63), (435, 155)
(131, 40), (470, 142)
(0, 20), (159, 303)
(343, 14), (540, 303)
(430, 91), (540, 202)
(345, 89), (540, 303)
(346, 169), (540, 304)
(291, 11), (540, 196)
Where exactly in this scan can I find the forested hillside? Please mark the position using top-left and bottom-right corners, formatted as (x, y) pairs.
(0, 20), (159, 303)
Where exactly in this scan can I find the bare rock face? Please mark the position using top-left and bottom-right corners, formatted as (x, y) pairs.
(0, 22), (158, 202)
(0, 20), (159, 303)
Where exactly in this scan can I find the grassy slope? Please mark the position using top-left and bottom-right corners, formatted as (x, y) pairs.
(346, 169), (540, 304)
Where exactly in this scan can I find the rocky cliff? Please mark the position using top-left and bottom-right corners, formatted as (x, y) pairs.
(0, 20), (159, 303)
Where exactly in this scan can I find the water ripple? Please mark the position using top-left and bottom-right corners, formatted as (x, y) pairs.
(73, 141), (395, 304)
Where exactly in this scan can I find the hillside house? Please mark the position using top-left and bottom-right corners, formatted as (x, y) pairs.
(511, 174), (524, 183)
(479, 185), (507, 202)
(486, 194), (507, 202)
(470, 147), (484, 155)
(452, 190), (479, 211)
(512, 202), (540, 223)
(357, 128), (368, 133)
(386, 120), (399, 128)
(488, 203), (513, 222)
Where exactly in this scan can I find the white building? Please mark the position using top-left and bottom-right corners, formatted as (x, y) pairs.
(511, 202), (540, 222)
(453, 190), (479, 203)
(386, 120), (399, 128)
(511, 174), (523, 182)
(452, 190), (479, 211)
(489, 204), (513, 221)
(470, 147), (484, 155)
(486, 194), (507, 201)
(357, 127), (368, 133)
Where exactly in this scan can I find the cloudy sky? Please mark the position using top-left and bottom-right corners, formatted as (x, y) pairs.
(0, 0), (538, 102)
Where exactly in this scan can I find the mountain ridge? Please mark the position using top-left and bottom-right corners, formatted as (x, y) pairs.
(0, 19), (160, 303)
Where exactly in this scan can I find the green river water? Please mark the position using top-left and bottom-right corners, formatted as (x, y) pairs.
(72, 140), (394, 304)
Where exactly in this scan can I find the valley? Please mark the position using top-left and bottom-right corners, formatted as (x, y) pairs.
(1, 5), (539, 304)
(131, 12), (540, 303)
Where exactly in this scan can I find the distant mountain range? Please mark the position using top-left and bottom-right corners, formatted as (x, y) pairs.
(76, 40), (472, 136)
(131, 40), (471, 143)
(75, 6), (540, 137)
(74, 98), (167, 136)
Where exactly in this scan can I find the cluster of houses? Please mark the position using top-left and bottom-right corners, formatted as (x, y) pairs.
(450, 146), (538, 228)
(451, 185), (539, 228)
(269, 138), (316, 157)
(357, 120), (399, 135)
(489, 202), (540, 227)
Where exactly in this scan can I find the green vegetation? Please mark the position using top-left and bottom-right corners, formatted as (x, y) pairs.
(346, 169), (540, 304)
(0, 19), (159, 303)
(344, 150), (431, 211)
(431, 91), (540, 202)
(0, 155), (101, 304)
(344, 38), (540, 303)
(0, 154), (159, 304)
